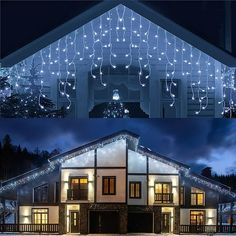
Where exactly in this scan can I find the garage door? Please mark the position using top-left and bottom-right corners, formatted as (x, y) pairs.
(128, 212), (153, 233)
(89, 211), (119, 233)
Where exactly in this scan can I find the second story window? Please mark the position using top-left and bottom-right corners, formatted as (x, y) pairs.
(102, 176), (116, 195)
(129, 182), (141, 198)
(154, 182), (173, 203)
(180, 186), (185, 206)
(68, 177), (88, 200)
(191, 187), (205, 206)
(34, 184), (48, 203)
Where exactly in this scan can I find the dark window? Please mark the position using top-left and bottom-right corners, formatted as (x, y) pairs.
(68, 177), (88, 200)
(180, 186), (185, 206)
(102, 176), (116, 195)
(32, 208), (48, 224)
(129, 182), (141, 198)
(54, 182), (59, 203)
(34, 184), (48, 203)
(191, 187), (205, 206)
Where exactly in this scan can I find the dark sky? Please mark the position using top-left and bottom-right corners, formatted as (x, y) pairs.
(1, 0), (236, 58)
(0, 119), (235, 175)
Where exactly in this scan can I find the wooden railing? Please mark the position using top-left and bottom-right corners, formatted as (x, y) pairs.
(67, 189), (88, 200)
(0, 224), (59, 233)
(154, 193), (173, 203)
(180, 225), (236, 233)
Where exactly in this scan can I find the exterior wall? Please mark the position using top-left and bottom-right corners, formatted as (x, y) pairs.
(180, 208), (217, 225)
(128, 149), (147, 173)
(60, 168), (95, 202)
(61, 150), (95, 168)
(19, 206), (59, 224)
(128, 175), (147, 205)
(97, 139), (126, 167)
(148, 175), (179, 205)
(148, 157), (178, 174)
(96, 169), (126, 203)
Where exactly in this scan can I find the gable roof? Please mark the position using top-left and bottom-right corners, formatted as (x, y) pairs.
(1, 0), (236, 68)
(0, 130), (235, 199)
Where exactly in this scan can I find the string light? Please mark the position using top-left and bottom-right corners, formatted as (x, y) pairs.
(2, 5), (236, 117)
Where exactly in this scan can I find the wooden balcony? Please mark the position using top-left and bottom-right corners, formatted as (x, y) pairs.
(67, 189), (88, 201)
(0, 224), (59, 233)
(154, 193), (173, 203)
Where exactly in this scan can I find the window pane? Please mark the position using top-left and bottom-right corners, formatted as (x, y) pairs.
(110, 178), (115, 194)
(130, 183), (134, 197)
(155, 184), (162, 193)
(103, 178), (109, 194)
(135, 183), (140, 197)
(163, 184), (170, 193)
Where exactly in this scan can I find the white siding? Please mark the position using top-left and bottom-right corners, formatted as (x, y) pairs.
(128, 150), (147, 173)
(96, 169), (126, 203)
(19, 206), (59, 224)
(61, 168), (94, 202)
(148, 157), (178, 174)
(97, 139), (126, 167)
(128, 175), (147, 205)
(61, 150), (95, 168)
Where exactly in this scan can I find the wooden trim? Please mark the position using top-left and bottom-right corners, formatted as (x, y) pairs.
(146, 156), (149, 205)
(126, 140), (128, 204)
(102, 176), (116, 195)
(94, 149), (97, 203)
(61, 166), (126, 169)
(129, 181), (142, 199)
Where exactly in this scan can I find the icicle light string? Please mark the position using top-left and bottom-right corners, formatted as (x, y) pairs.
(3, 5), (236, 116)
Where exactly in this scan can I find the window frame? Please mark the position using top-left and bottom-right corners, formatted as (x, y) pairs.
(180, 186), (185, 206)
(69, 176), (88, 190)
(33, 184), (49, 203)
(191, 187), (205, 206)
(31, 208), (49, 225)
(190, 210), (205, 225)
(129, 181), (142, 199)
(102, 176), (116, 195)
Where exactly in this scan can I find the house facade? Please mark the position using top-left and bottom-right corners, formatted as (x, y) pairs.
(0, 131), (235, 234)
(1, 1), (236, 118)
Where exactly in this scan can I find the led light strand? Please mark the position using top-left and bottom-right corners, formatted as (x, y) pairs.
(99, 15), (106, 86)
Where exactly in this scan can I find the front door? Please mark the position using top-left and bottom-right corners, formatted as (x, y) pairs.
(161, 213), (171, 233)
(70, 211), (80, 233)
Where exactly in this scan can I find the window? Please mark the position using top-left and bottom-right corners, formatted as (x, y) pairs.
(180, 186), (185, 206)
(129, 182), (141, 198)
(191, 187), (205, 206)
(190, 211), (205, 225)
(32, 208), (48, 224)
(102, 176), (116, 195)
(68, 177), (88, 200)
(34, 184), (48, 203)
(154, 182), (173, 203)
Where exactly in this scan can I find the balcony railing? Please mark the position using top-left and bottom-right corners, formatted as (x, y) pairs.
(154, 193), (173, 203)
(67, 189), (88, 200)
(180, 225), (236, 233)
(0, 224), (59, 233)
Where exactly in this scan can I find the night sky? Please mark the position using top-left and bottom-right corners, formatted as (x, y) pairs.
(0, 119), (235, 175)
(1, 0), (236, 58)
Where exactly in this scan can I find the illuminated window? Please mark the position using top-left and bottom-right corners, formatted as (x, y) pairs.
(191, 187), (205, 206)
(32, 209), (48, 224)
(34, 184), (48, 203)
(180, 186), (185, 205)
(190, 211), (205, 225)
(102, 176), (116, 195)
(129, 182), (141, 198)
(154, 182), (173, 203)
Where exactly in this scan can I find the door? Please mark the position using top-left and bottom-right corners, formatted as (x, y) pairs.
(190, 211), (205, 233)
(128, 212), (153, 233)
(89, 211), (119, 233)
(70, 211), (80, 233)
(161, 213), (171, 233)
